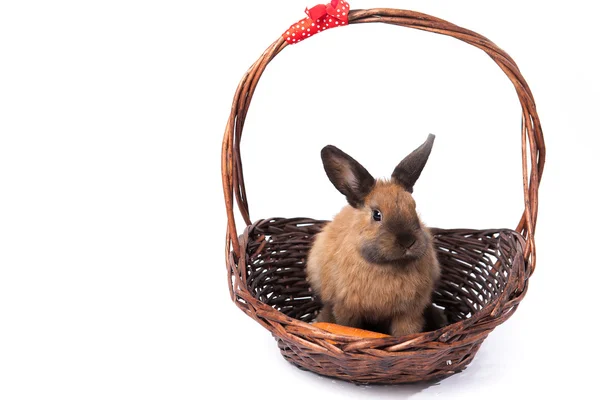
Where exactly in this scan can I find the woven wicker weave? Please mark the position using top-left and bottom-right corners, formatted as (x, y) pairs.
(221, 8), (545, 384)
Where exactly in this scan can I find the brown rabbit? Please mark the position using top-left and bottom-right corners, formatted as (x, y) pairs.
(306, 134), (442, 337)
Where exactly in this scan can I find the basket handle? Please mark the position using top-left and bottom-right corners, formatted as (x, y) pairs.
(222, 8), (545, 272)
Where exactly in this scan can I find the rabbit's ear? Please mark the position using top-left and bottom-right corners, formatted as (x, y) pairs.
(321, 145), (375, 208)
(392, 134), (435, 193)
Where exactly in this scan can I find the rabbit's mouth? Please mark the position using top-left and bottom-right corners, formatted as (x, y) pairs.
(359, 241), (425, 265)
(360, 230), (430, 265)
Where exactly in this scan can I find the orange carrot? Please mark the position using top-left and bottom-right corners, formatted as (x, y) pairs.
(313, 322), (390, 339)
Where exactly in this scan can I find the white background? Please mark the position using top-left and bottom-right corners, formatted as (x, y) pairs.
(1, 0), (598, 398)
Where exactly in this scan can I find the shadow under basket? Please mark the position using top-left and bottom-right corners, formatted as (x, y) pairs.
(222, 8), (545, 385)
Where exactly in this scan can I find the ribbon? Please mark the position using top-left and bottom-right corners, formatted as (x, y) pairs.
(283, 0), (350, 45)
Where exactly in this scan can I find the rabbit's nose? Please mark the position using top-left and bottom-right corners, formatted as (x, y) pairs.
(397, 232), (417, 249)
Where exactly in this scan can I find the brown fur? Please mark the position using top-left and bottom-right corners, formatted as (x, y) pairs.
(307, 137), (441, 336)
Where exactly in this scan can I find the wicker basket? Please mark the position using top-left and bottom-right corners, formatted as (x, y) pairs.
(221, 8), (545, 384)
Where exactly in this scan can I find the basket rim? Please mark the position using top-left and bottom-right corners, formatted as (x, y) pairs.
(236, 217), (529, 350)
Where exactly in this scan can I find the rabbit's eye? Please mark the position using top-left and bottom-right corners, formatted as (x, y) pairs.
(372, 209), (382, 222)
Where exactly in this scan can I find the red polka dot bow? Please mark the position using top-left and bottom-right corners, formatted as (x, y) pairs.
(283, 0), (350, 44)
